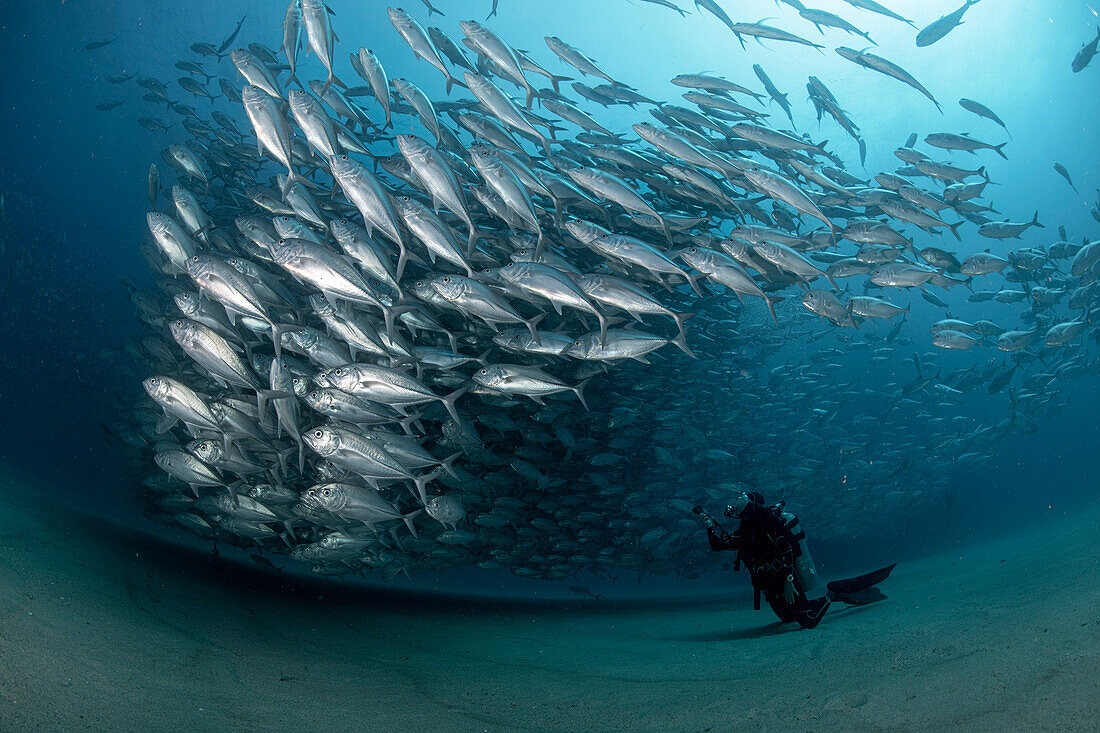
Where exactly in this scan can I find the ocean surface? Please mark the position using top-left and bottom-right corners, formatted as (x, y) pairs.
(0, 1), (1098, 726)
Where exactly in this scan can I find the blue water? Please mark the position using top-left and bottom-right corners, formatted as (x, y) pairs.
(0, 0), (1097, 591)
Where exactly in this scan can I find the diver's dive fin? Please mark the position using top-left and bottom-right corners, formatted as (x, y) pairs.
(831, 586), (887, 606)
(826, 563), (896, 596)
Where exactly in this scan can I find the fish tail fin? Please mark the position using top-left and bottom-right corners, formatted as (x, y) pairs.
(398, 409), (424, 436)
(977, 165), (990, 182)
(412, 471), (442, 509)
(947, 220), (964, 241)
(403, 508), (425, 537)
(274, 446), (293, 478)
(1031, 210), (1044, 228)
(534, 227), (546, 260)
(525, 311), (548, 346)
(672, 311), (695, 340)
(395, 242), (409, 283)
(279, 169), (308, 198)
(672, 329), (695, 359)
(445, 74), (468, 95)
(466, 225), (479, 258)
(270, 323), (284, 359)
(596, 310), (610, 348)
(383, 304), (418, 339)
(440, 384), (469, 426)
(993, 142), (1008, 160)
(549, 74), (572, 93)
(226, 479), (243, 507)
(255, 389), (292, 423)
(765, 295), (781, 324)
(572, 377), (593, 411)
(684, 271), (705, 297)
(441, 451), (463, 480)
(659, 215), (674, 247)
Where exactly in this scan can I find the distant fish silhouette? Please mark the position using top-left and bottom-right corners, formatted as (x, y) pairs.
(569, 586), (602, 601)
(1053, 163), (1078, 193)
(251, 554), (283, 572)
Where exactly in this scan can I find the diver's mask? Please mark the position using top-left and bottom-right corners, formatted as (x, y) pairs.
(724, 491), (764, 518)
(724, 491), (751, 518)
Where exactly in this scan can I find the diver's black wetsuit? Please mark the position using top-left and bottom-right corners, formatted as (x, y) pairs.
(705, 499), (832, 629)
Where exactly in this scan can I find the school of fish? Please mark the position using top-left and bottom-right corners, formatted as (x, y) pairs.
(102, 1), (1100, 581)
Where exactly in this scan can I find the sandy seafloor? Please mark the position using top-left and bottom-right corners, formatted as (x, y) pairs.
(0, 473), (1097, 732)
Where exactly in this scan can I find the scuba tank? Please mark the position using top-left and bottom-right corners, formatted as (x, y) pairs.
(778, 508), (826, 601)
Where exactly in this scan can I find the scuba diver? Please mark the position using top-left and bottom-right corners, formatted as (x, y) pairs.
(693, 491), (895, 629)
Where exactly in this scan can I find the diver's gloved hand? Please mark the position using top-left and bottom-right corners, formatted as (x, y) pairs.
(692, 505), (716, 529)
(783, 575), (797, 605)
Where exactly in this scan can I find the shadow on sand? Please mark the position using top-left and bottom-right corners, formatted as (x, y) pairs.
(65, 501), (740, 615)
(663, 597), (888, 642)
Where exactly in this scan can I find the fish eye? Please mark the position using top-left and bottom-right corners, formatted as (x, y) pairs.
(322, 489), (331, 497)
(314, 430), (323, 438)
(480, 368), (487, 374)
(401, 196), (409, 201)
(441, 277), (450, 282)
(335, 368), (344, 375)
(574, 340), (582, 346)
(340, 155), (348, 160)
